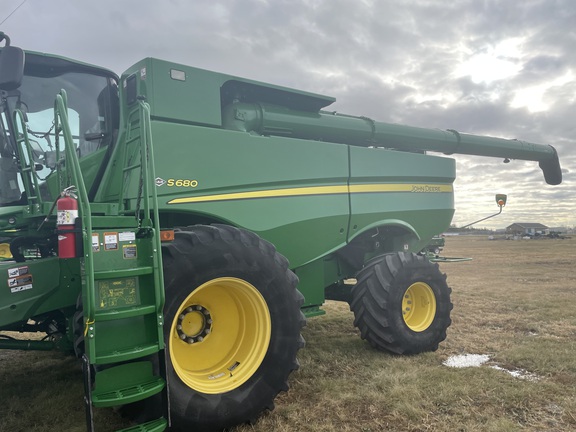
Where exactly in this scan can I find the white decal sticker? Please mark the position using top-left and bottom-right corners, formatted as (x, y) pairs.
(11, 284), (33, 293)
(57, 209), (78, 225)
(8, 266), (29, 278)
(119, 232), (136, 242)
(92, 233), (100, 252)
(104, 232), (118, 251)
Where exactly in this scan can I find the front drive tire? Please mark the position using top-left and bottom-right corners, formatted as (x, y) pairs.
(350, 252), (452, 355)
(162, 225), (305, 431)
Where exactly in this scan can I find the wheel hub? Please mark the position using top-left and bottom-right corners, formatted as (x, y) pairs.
(176, 305), (212, 344)
(402, 282), (436, 332)
(169, 277), (272, 394)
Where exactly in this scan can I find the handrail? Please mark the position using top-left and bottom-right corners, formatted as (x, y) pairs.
(50, 91), (165, 352)
(53, 90), (96, 326)
(137, 99), (166, 326)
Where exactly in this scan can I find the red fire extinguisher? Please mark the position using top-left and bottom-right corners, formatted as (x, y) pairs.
(57, 188), (78, 258)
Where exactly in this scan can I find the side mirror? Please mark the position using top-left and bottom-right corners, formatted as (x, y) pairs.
(0, 45), (25, 91)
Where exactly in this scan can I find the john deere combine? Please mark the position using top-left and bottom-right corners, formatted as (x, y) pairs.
(0, 32), (562, 431)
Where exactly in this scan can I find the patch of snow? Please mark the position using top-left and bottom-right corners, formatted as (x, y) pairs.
(443, 354), (491, 368)
(490, 365), (540, 381)
(443, 353), (541, 381)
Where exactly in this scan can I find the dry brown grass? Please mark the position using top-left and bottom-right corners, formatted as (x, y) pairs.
(1, 236), (575, 431)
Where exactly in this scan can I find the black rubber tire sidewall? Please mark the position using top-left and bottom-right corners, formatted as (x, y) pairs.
(163, 225), (304, 431)
(351, 252), (452, 355)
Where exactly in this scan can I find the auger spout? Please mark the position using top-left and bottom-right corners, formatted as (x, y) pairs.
(223, 102), (562, 185)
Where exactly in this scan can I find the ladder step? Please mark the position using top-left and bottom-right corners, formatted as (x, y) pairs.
(92, 361), (165, 407)
(95, 343), (161, 364)
(95, 266), (154, 279)
(116, 418), (168, 432)
(95, 304), (156, 321)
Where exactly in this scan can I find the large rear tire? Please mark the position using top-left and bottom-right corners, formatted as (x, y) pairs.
(350, 252), (452, 354)
(162, 225), (305, 431)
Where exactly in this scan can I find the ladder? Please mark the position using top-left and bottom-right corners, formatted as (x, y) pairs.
(53, 91), (169, 431)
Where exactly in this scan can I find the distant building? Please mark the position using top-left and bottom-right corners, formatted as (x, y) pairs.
(506, 223), (549, 236)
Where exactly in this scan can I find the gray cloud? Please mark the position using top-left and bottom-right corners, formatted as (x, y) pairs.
(3, 0), (574, 228)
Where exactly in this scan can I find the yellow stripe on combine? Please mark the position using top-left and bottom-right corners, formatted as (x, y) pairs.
(349, 184), (453, 193)
(167, 183), (453, 205)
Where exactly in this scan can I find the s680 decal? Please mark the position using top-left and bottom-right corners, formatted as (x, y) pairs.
(156, 177), (199, 188)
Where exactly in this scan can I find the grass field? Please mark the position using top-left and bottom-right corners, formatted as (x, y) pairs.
(1, 236), (575, 431)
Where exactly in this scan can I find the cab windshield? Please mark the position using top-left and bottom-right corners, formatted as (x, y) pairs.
(0, 52), (118, 206)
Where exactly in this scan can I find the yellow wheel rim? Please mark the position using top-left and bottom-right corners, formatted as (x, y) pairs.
(169, 277), (271, 394)
(402, 282), (436, 332)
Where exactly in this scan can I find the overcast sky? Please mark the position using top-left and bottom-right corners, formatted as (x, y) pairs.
(2, 0), (574, 229)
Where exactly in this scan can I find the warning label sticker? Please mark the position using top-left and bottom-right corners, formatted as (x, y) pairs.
(8, 266), (29, 278)
(8, 274), (33, 293)
(97, 277), (139, 309)
(104, 232), (118, 251)
(57, 209), (78, 225)
(119, 232), (136, 242)
(92, 233), (100, 252)
(8, 275), (33, 287)
(11, 284), (33, 294)
(123, 244), (137, 259)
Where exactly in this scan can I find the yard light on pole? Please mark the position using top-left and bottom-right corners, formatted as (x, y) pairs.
(460, 194), (507, 229)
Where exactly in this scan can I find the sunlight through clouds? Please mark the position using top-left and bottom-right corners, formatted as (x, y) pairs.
(454, 38), (524, 84)
(512, 71), (575, 112)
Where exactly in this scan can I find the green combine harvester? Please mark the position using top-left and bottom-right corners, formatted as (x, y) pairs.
(0, 32), (562, 431)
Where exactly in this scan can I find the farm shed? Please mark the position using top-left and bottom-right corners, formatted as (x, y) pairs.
(506, 223), (549, 236)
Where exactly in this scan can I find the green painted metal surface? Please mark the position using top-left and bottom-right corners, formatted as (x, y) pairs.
(116, 418), (168, 432)
(0, 256), (68, 328)
(91, 361), (165, 407)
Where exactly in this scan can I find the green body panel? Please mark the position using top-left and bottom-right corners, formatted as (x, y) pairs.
(0, 256), (78, 328)
(137, 58), (334, 125)
(151, 123), (351, 267)
(294, 259), (330, 309)
(347, 146), (455, 251)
